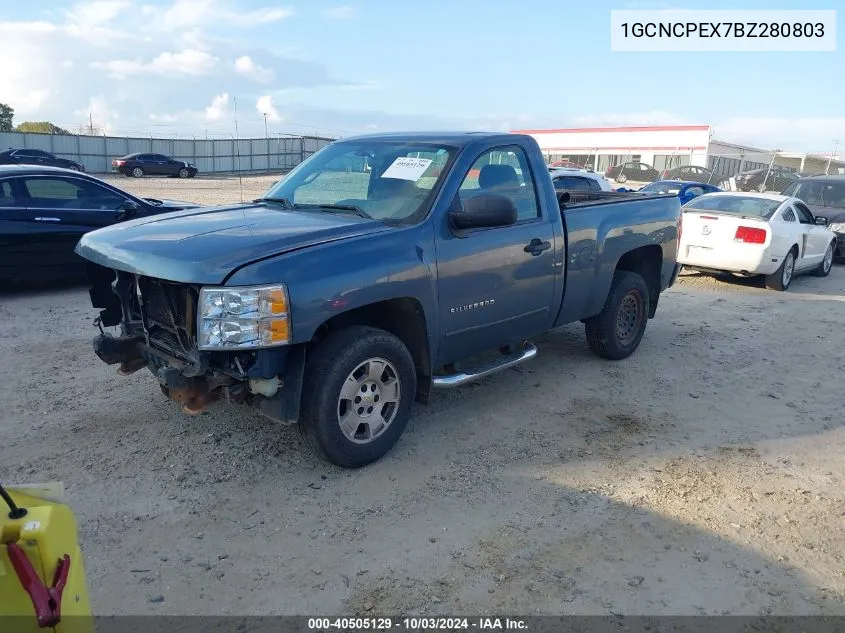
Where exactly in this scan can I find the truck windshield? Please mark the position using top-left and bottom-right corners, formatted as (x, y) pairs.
(262, 141), (455, 224)
(781, 181), (845, 208)
(685, 194), (783, 218)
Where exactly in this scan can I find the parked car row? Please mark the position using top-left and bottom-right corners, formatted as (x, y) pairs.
(0, 148), (200, 179)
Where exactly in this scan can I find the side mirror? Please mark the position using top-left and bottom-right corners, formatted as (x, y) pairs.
(449, 194), (517, 230)
(815, 216), (829, 226)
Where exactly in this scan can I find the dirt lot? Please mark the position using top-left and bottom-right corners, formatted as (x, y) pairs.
(1, 175), (843, 616)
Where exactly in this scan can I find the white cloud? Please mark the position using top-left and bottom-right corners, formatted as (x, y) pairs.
(65, 0), (131, 27)
(73, 95), (117, 133)
(712, 117), (845, 154)
(323, 6), (355, 19)
(154, 0), (294, 30)
(234, 56), (275, 83)
(92, 49), (220, 78)
(256, 95), (282, 122)
(205, 93), (230, 121)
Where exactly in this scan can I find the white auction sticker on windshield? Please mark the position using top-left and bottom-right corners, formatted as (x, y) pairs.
(381, 157), (432, 181)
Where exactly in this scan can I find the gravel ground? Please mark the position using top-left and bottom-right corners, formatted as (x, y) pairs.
(1, 176), (843, 617)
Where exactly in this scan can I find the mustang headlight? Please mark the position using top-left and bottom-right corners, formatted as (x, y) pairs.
(198, 284), (290, 350)
(828, 222), (845, 233)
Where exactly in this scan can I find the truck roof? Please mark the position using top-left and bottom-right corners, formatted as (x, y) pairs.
(335, 131), (527, 146)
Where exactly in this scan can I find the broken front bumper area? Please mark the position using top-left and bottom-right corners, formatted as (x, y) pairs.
(92, 333), (305, 424)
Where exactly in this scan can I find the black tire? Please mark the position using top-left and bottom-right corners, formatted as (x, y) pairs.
(756, 182), (767, 192)
(765, 247), (797, 291)
(298, 326), (417, 468)
(585, 270), (650, 360)
(177, 167), (190, 178)
(811, 241), (835, 277)
(131, 166), (144, 178)
(616, 173), (627, 183)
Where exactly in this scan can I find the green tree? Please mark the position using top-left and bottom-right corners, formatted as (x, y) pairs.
(15, 121), (71, 135)
(0, 102), (13, 132)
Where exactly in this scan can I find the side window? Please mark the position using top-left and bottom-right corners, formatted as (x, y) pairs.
(459, 146), (539, 221)
(794, 203), (813, 224)
(588, 178), (602, 191)
(687, 186), (705, 197)
(0, 181), (16, 207)
(781, 207), (797, 222)
(22, 177), (125, 210)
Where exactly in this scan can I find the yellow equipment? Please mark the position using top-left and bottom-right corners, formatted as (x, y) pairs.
(0, 483), (93, 633)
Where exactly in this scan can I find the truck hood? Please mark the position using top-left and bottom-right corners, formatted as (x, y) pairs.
(75, 203), (391, 284)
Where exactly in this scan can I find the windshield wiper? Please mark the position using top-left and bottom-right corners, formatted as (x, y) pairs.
(293, 203), (372, 219)
(254, 196), (293, 208)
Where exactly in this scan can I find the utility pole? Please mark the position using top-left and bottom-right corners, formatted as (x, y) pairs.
(263, 113), (268, 139)
(825, 139), (840, 175)
(89, 112), (94, 136)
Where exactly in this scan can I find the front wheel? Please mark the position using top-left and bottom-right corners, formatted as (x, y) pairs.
(765, 249), (795, 290)
(585, 270), (650, 360)
(812, 242), (835, 277)
(298, 326), (417, 467)
(177, 167), (190, 178)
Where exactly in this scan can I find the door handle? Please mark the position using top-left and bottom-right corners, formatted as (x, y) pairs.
(34, 217), (61, 222)
(524, 238), (551, 255)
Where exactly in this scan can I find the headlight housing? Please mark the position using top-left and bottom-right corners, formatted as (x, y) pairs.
(198, 284), (291, 350)
(828, 222), (845, 233)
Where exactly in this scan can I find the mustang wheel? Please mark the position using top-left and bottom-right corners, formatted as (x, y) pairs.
(812, 242), (835, 277)
(766, 248), (795, 291)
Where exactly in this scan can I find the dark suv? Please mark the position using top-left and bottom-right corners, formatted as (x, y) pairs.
(112, 153), (198, 178)
(781, 175), (845, 260)
(734, 167), (798, 192)
(0, 148), (85, 171)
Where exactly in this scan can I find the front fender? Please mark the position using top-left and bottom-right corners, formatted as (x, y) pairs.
(224, 223), (440, 348)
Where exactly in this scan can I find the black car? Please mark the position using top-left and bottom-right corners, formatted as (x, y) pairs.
(781, 175), (845, 260)
(734, 167), (799, 193)
(661, 165), (728, 185)
(112, 153), (199, 178)
(0, 165), (202, 283)
(604, 161), (659, 184)
(0, 148), (85, 172)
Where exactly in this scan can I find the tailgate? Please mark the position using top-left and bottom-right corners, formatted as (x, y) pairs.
(681, 211), (770, 252)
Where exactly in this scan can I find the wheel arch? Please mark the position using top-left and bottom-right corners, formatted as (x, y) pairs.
(310, 297), (432, 404)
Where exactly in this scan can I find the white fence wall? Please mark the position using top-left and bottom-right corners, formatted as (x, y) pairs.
(0, 132), (335, 174)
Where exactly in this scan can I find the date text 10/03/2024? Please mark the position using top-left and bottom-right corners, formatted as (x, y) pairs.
(308, 617), (528, 630)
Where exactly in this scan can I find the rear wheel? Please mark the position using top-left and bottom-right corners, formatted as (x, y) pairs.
(298, 326), (416, 468)
(616, 173), (628, 184)
(131, 166), (144, 178)
(765, 248), (796, 291)
(812, 242), (835, 277)
(756, 182), (767, 192)
(585, 270), (650, 360)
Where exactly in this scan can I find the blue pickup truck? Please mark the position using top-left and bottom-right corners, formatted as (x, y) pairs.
(77, 132), (682, 467)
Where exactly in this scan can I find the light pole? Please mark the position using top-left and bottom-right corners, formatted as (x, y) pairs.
(825, 139), (840, 175)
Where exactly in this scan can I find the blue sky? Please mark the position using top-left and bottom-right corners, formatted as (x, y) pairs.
(1, 0), (842, 151)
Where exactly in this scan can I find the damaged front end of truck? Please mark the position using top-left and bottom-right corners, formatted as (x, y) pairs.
(85, 262), (305, 424)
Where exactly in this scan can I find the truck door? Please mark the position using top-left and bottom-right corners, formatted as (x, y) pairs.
(434, 145), (557, 364)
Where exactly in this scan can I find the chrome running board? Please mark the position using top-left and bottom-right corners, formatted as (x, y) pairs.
(431, 342), (538, 389)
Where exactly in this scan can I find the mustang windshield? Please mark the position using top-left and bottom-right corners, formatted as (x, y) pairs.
(262, 141), (455, 224)
(685, 194), (783, 218)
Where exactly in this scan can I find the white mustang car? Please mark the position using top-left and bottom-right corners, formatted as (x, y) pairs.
(678, 192), (838, 291)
